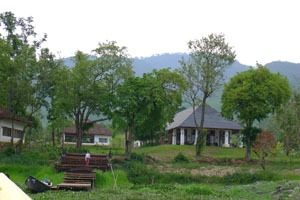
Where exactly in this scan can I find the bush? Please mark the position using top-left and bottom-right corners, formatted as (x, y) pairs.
(126, 162), (157, 184)
(4, 145), (14, 156)
(173, 152), (189, 163)
(126, 169), (280, 185)
(141, 142), (160, 148)
(127, 153), (144, 162)
(222, 171), (279, 184)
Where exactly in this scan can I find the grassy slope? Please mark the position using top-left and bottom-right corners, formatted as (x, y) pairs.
(2, 145), (300, 199)
(29, 181), (300, 200)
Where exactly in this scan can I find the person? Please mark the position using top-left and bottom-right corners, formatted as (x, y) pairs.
(85, 151), (90, 165)
(61, 150), (66, 161)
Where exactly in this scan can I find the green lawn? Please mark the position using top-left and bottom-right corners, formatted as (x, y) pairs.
(29, 181), (300, 200)
(134, 145), (300, 166)
(2, 144), (300, 199)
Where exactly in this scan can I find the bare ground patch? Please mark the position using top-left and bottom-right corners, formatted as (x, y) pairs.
(191, 157), (260, 166)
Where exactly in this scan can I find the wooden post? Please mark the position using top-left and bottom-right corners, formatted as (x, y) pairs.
(109, 164), (118, 189)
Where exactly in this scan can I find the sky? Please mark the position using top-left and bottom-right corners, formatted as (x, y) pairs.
(1, 0), (300, 66)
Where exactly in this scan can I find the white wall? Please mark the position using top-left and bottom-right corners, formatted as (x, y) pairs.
(94, 135), (112, 146)
(0, 119), (26, 143)
(63, 134), (112, 146)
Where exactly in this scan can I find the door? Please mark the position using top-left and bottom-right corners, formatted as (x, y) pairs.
(219, 131), (225, 146)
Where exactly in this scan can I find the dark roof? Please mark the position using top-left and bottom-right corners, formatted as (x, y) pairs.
(62, 122), (112, 136)
(0, 107), (31, 124)
(167, 104), (243, 131)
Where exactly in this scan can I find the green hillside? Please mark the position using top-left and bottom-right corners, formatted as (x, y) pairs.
(60, 55), (300, 113)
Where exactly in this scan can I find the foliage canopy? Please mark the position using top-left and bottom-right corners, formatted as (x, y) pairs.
(221, 65), (290, 160)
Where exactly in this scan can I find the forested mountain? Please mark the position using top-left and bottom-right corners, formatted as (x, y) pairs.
(265, 61), (300, 85)
(132, 53), (300, 81)
(132, 53), (251, 79)
(63, 53), (300, 111)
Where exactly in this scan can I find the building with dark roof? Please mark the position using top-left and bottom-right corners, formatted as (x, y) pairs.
(166, 104), (243, 147)
(62, 122), (112, 145)
(0, 107), (31, 143)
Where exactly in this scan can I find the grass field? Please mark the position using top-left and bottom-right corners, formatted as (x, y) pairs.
(1, 144), (300, 199)
(28, 181), (300, 200)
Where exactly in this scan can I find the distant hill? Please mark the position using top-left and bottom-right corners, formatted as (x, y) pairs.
(132, 53), (187, 76)
(265, 61), (300, 85)
(132, 53), (251, 80)
(62, 53), (300, 111)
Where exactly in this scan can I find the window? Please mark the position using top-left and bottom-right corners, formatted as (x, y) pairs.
(2, 127), (22, 138)
(99, 137), (108, 144)
(83, 135), (94, 143)
(3, 127), (11, 137)
(65, 134), (76, 142)
(15, 130), (23, 138)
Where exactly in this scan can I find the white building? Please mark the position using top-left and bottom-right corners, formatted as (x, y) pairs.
(62, 122), (112, 146)
(0, 107), (30, 143)
(167, 104), (243, 146)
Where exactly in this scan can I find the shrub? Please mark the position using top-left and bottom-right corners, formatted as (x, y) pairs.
(253, 131), (276, 170)
(222, 171), (279, 184)
(4, 145), (14, 156)
(173, 152), (189, 163)
(141, 142), (160, 148)
(126, 162), (157, 184)
(112, 158), (125, 165)
(127, 153), (144, 162)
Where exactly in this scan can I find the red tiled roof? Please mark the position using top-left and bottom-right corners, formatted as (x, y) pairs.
(62, 122), (112, 136)
(0, 107), (31, 124)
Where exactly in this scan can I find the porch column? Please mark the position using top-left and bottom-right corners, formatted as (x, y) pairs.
(172, 129), (176, 145)
(180, 128), (184, 145)
(224, 130), (230, 147)
(194, 129), (198, 145)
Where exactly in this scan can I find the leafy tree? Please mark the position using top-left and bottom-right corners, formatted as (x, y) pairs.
(275, 90), (300, 156)
(221, 65), (290, 161)
(53, 42), (133, 151)
(253, 131), (276, 170)
(179, 33), (235, 156)
(0, 12), (48, 146)
(113, 69), (185, 154)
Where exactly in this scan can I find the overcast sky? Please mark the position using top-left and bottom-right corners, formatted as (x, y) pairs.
(1, 0), (300, 66)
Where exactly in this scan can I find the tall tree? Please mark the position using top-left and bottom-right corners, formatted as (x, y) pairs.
(53, 41), (133, 151)
(113, 69), (185, 154)
(275, 90), (300, 156)
(0, 12), (46, 145)
(179, 33), (235, 156)
(221, 65), (290, 161)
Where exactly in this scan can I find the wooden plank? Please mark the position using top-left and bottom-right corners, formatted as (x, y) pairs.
(56, 183), (91, 189)
(64, 177), (95, 180)
(65, 174), (96, 177)
(65, 172), (96, 177)
(64, 177), (95, 181)
(63, 180), (91, 184)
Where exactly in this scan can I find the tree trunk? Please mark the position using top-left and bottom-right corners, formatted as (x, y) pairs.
(28, 127), (32, 150)
(127, 125), (133, 155)
(196, 96), (207, 157)
(125, 129), (129, 154)
(285, 135), (290, 156)
(10, 118), (15, 145)
(244, 135), (251, 161)
(261, 153), (266, 170)
(18, 127), (26, 152)
(76, 125), (83, 152)
(52, 127), (56, 147)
